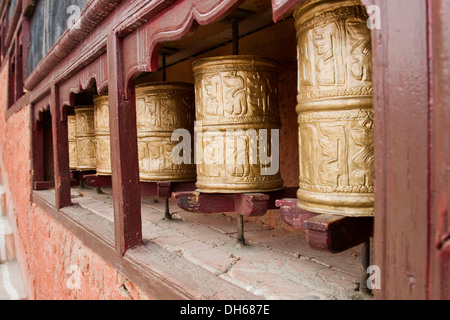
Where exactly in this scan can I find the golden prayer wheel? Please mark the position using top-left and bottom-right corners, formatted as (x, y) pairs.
(135, 82), (196, 182)
(294, 0), (374, 217)
(193, 55), (283, 193)
(94, 95), (112, 175)
(67, 114), (78, 170)
(75, 106), (97, 171)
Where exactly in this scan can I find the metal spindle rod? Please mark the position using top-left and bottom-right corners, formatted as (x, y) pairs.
(162, 53), (167, 82)
(232, 19), (244, 245)
(237, 213), (245, 245)
(232, 18), (239, 55)
(161, 54), (169, 220)
(360, 240), (371, 295)
(164, 198), (172, 220)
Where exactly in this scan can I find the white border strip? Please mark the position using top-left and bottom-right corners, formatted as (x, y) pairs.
(1, 264), (20, 300)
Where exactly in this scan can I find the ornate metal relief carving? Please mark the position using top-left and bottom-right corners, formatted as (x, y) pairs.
(193, 55), (284, 193)
(135, 82), (196, 182)
(67, 114), (78, 170)
(75, 106), (97, 171)
(294, 0), (374, 217)
(94, 95), (112, 176)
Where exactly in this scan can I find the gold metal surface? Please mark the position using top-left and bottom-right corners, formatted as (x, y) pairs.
(193, 55), (283, 193)
(75, 106), (97, 171)
(294, 0), (374, 217)
(67, 115), (77, 170)
(94, 95), (112, 176)
(135, 82), (196, 182)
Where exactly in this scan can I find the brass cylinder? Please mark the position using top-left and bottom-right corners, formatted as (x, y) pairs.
(75, 106), (97, 171)
(193, 55), (283, 193)
(68, 114), (78, 170)
(294, 0), (374, 217)
(135, 82), (196, 182)
(94, 95), (112, 175)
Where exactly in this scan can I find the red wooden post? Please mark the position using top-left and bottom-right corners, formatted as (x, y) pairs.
(7, 52), (15, 107)
(14, 33), (23, 101)
(371, 0), (430, 300)
(32, 118), (45, 185)
(50, 84), (71, 209)
(429, 0), (450, 300)
(107, 33), (142, 256)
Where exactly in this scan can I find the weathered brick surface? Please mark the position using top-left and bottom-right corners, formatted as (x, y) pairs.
(27, 204), (151, 300)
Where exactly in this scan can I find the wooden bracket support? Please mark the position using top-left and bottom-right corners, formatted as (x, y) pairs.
(275, 198), (318, 230)
(82, 174), (196, 219)
(276, 198), (373, 253)
(304, 214), (373, 254)
(34, 179), (80, 190)
(172, 188), (298, 244)
(82, 174), (196, 197)
(172, 187), (298, 217)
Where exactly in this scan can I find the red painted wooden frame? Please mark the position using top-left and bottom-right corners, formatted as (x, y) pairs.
(11, 0), (449, 299)
(30, 0), (248, 256)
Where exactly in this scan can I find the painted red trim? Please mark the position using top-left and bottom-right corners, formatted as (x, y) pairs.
(107, 33), (142, 256)
(271, 0), (303, 22)
(122, 0), (244, 91)
(24, 0), (123, 91)
(4, 0), (22, 48)
(50, 84), (71, 209)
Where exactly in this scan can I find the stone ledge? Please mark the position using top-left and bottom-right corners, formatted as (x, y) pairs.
(34, 187), (367, 300)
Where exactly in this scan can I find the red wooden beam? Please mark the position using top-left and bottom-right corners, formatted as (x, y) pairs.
(275, 198), (318, 230)
(174, 192), (238, 214)
(31, 96), (51, 186)
(14, 32), (23, 102)
(303, 214), (373, 254)
(58, 53), (109, 108)
(34, 180), (80, 190)
(122, 0), (244, 87)
(429, 0), (450, 300)
(82, 174), (196, 198)
(83, 174), (112, 187)
(173, 188), (299, 217)
(173, 192), (272, 217)
(271, 0), (303, 22)
(25, 0), (122, 91)
(4, 0), (22, 49)
(107, 33), (142, 256)
(371, 0), (430, 300)
(25, 0), (176, 101)
(276, 198), (372, 253)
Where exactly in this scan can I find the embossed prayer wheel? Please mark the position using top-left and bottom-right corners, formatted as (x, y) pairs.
(94, 95), (112, 175)
(68, 114), (78, 170)
(75, 106), (97, 171)
(294, 0), (374, 217)
(193, 55), (283, 193)
(135, 82), (196, 182)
